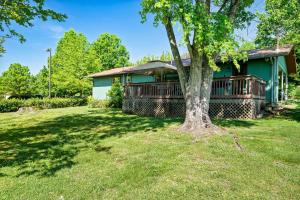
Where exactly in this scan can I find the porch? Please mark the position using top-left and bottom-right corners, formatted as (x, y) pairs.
(123, 75), (266, 119)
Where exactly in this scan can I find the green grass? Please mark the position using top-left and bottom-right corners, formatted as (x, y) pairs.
(0, 106), (299, 200)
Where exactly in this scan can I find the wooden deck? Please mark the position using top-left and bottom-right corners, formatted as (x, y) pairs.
(124, 75), (266, 100)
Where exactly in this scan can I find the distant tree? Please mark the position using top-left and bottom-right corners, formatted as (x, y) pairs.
(0, 63), (32, 97)
(160, 51), (173, 61)
(239, 41), (256, 51)
(0, 75), (4, 96)
(0, 0), (66, 55)
(89, 33), (130, 71)
(52, 30), (95, 97)
(135, 51), (173, 65)
(33, 66), (49, 97)
(255, 0), (300, 77)
(135, 55), (159, 65)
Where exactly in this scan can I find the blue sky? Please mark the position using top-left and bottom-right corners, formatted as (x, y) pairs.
(0, 0), (264, 74)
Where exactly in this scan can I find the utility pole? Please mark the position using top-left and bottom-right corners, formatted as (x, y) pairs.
(46, 48), (52, 98)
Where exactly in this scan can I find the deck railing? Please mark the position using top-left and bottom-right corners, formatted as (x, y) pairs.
(211, 75), (266, 99)
(124, 75), (265, 100)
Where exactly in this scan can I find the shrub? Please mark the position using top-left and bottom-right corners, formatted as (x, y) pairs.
(87, 96), (109, 108)
(288, 83), (297, 99)
(107, 80), (123, 108)
(0, 99), (24, 112)
(0, 98), (87, 113)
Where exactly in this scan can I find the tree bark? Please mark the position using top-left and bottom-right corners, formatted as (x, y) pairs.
(179, 54), (218, 135)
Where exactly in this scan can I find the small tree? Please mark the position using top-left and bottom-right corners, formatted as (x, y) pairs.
(107, 79), (123, 108)
(0, 63), (32, 97)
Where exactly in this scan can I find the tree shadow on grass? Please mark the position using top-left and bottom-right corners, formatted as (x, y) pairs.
(0, 109), (179, 177)
(282, 108), (300, 122)
(213, 118), (257, 128)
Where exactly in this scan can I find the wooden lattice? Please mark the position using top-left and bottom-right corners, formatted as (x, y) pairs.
(123, 99), (185, 117)
(123, 98), (264, 119)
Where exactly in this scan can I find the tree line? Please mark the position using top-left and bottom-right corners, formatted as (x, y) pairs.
(0, 29), (172, 98)
(0, 30), (129, 98)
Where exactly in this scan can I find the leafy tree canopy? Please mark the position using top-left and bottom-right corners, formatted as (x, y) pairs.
(256, 0), (300, 48)
(52, 29), (95, 97)
(33, 66), (49, 97)
(255, 0), (300, 77)
(135, 51), (173, 65)
(0, 0), (67, 55)
(239, 40), (256, 51)
(89, 33), (130, 71)
(140, 0), (254, 70)
(0, 63), (32, 97)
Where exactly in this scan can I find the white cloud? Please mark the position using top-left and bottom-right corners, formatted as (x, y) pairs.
(45, 24), (66, 39)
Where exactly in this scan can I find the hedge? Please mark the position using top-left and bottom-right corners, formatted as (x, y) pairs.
(0, 98), (87, 113)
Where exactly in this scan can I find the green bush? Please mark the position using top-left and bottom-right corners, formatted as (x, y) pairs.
(0, 98), (87, 113)
(288, 83), (297, 99)
(0, 99), (24, 112)
(87, 96), (109, 108)
(107, 79), (123, 108)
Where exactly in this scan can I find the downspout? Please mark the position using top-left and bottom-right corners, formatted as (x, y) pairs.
(285, 73), (288, 100)
(281, 71), (284, 101)
(274, 56), (279, 105)
(271, 56), (279, 106)
(270, 57), (274, 105)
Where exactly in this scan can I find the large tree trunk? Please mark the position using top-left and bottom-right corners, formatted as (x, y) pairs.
(179, 55), (217, 135)
(164, 18), (221, 136)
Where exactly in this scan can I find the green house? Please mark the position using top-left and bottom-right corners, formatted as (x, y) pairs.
(89, 45), (297, 118)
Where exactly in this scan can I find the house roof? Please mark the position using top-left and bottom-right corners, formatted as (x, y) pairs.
(166, 45), (296, 73)
(88, 45), (297, 78)
(88, 66), (132, 78)
(241, 44), (295, 60)
(88, 61), (177, 78)
(245, 44), (297, 74)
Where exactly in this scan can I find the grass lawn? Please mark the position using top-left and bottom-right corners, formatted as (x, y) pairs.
(0, 105), (300, 200)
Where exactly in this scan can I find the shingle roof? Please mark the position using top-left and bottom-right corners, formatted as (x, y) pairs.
(88, 66), (132, 78)
(88, 61), (177, 78)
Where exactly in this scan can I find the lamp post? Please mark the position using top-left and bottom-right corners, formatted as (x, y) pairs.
(46, 48), (52, 98)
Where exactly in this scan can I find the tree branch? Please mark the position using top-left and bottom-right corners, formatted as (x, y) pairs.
(228, 0), (240, 21)
(205, 0), (211, 13)
(218, 0), (228, 13)
(164, 17), (187, 95)
(180, 15), (194, 59)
